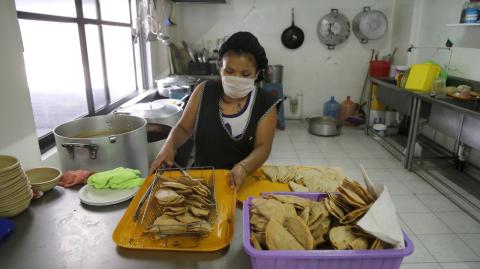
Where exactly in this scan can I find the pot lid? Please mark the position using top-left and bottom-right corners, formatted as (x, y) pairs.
(116, 102), (182, 119)
(317, 9), (350, 49)
(352, 7), (388, 43)
(155, 75), (199, 87)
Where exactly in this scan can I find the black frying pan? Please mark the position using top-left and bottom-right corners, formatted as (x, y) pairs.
(281, 8), (304, 49)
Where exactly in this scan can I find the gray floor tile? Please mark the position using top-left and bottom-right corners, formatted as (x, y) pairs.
(271, 158), (301, 165)
(327, 158), (358, 169)
(404, 235), (436, 263)
(404, 180), (441, 195)
(440, 262), (480, 269)
(400, 263), (442, 269)
(416, 194), (462, 212)
(417, 234), (480, 262)
(458, 234), (480, 257)
(399, 213), (451, 234)
(299, 158), (328, 166)
(378, 180), (413, 195)
(436, 212), (480, 234)
(392, 195), (432, 213)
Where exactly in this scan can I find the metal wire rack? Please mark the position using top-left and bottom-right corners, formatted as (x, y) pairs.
(137, 166), (217, 246)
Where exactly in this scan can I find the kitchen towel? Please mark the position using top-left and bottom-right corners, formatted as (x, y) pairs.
(58, 170), (93, 188)
(87, 167), (143, 189)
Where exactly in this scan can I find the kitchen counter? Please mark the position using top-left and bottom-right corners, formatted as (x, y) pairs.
(0, 187), (249, 269)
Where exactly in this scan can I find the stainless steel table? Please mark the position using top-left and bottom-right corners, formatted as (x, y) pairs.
(0, 187), (249, 269)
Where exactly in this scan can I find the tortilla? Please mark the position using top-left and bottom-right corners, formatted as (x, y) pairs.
(288, 181), (309, 192)
(265, 219), (304, 250)
(268, 194), (311, 209)
(175, 212), (203, 224)
(284, 216), (314, 250)
(329, 225), (357, 250)
(250, 213), (268, 232)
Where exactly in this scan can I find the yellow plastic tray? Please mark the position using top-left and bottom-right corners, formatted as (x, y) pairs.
(112, 169), (236, 251)
(236, 169), (290, 202)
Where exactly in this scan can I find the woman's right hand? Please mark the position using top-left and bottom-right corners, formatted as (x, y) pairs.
(148, 142), (176, 175)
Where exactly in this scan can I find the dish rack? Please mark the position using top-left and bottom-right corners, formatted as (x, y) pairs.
(137, 166), (218, 246)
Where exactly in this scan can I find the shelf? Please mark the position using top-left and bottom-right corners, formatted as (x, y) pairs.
(446, 23), (480, 27)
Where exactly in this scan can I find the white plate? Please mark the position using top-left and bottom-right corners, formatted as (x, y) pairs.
(78, 185), (139, 206)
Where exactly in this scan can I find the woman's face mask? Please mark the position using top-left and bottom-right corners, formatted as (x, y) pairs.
(221, 75), (256, 99)
(220, 53), (258, 99)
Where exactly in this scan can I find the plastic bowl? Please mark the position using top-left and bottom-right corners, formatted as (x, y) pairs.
(26, 167), (61, 192)
(0, 155), (20, 174)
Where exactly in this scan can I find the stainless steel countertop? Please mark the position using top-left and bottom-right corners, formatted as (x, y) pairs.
(0, 187), (249, 269)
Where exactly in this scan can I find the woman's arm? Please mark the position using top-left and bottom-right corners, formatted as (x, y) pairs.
(228, 106), (277, 188)
(148, 82), (206, 174)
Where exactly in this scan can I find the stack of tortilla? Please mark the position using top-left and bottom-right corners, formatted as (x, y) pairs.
(261, 165), (345, 193)
(249, 178), (392, 251)
(144, 176), (213, 238)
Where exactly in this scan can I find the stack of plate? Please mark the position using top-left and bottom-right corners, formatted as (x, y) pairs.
(0, 155), (32, 218)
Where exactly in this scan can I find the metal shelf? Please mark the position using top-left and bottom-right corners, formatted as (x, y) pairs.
(446, 23), (480, 27)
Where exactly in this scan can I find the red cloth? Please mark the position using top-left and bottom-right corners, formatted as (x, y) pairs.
(58, 170), (93, 188)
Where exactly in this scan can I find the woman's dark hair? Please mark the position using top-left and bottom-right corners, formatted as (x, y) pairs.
(219, 32), (268, 82)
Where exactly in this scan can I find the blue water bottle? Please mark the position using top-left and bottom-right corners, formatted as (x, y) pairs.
(323, 96), (340, 121)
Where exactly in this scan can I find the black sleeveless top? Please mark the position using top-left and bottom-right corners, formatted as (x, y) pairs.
(194, 80), (281, 169)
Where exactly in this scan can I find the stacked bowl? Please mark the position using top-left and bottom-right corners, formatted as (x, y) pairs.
(0, 155), (32, 218)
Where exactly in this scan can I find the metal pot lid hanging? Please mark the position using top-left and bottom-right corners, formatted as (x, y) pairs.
(352, 7), (388, 44)
(317, 9), (351, 50)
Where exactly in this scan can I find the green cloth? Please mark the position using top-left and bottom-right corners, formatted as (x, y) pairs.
(87, 167), (144, 189)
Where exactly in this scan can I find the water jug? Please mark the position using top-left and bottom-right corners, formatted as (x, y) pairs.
(323, 96), (340, 121)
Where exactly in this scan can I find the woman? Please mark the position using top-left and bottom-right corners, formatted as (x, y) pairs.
(149, 32), (281, 190)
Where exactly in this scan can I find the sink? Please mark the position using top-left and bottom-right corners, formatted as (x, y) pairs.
(435, 96), (480, 112)
(374, 78), (415, 116)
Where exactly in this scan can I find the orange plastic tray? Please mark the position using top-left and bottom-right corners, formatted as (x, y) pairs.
(112, 169), (236, 251)
(236, 169), (290, 202)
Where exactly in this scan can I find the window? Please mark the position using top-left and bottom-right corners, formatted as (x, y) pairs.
(15, 0), (146, 152)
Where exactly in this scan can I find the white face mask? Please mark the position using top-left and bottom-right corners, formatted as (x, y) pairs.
(221, 75), (256, 99)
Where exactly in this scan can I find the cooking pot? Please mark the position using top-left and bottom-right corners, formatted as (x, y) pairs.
(53, 115), (149, 176)
(146, 123), (171, 163)
(307, 116), (342, 136)
(115, 101), (183, 163)
(266, 65), (283, 83)
(115, 102), (182, 127)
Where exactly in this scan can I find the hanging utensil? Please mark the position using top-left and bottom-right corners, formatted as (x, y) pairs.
(317, 9), (350, 50)
(182, 41), (197, 63)
(166, 1), (176, 26)
(281, 8), (305, 49)
(352, 7), (388, 44)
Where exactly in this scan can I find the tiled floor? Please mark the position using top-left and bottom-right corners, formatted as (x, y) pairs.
(268, 120), (480, 269)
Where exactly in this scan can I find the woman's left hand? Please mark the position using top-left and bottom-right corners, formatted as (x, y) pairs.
(227, 164), (248, 190)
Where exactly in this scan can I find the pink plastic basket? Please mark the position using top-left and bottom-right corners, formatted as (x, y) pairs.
(243, 192), (414, 269)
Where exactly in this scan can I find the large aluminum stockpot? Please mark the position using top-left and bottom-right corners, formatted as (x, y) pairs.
(115, 101), (183, 163)
(53, 115), (149, 176)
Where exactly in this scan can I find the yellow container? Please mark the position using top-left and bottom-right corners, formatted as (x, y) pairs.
(405, 63), (441, 92)
(370, 84), (385, 110)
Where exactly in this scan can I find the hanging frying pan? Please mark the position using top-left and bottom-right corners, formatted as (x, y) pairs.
(317, 9), (350, 50)
(281, 8), (304, 49)
(352, 7), (388, 44)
